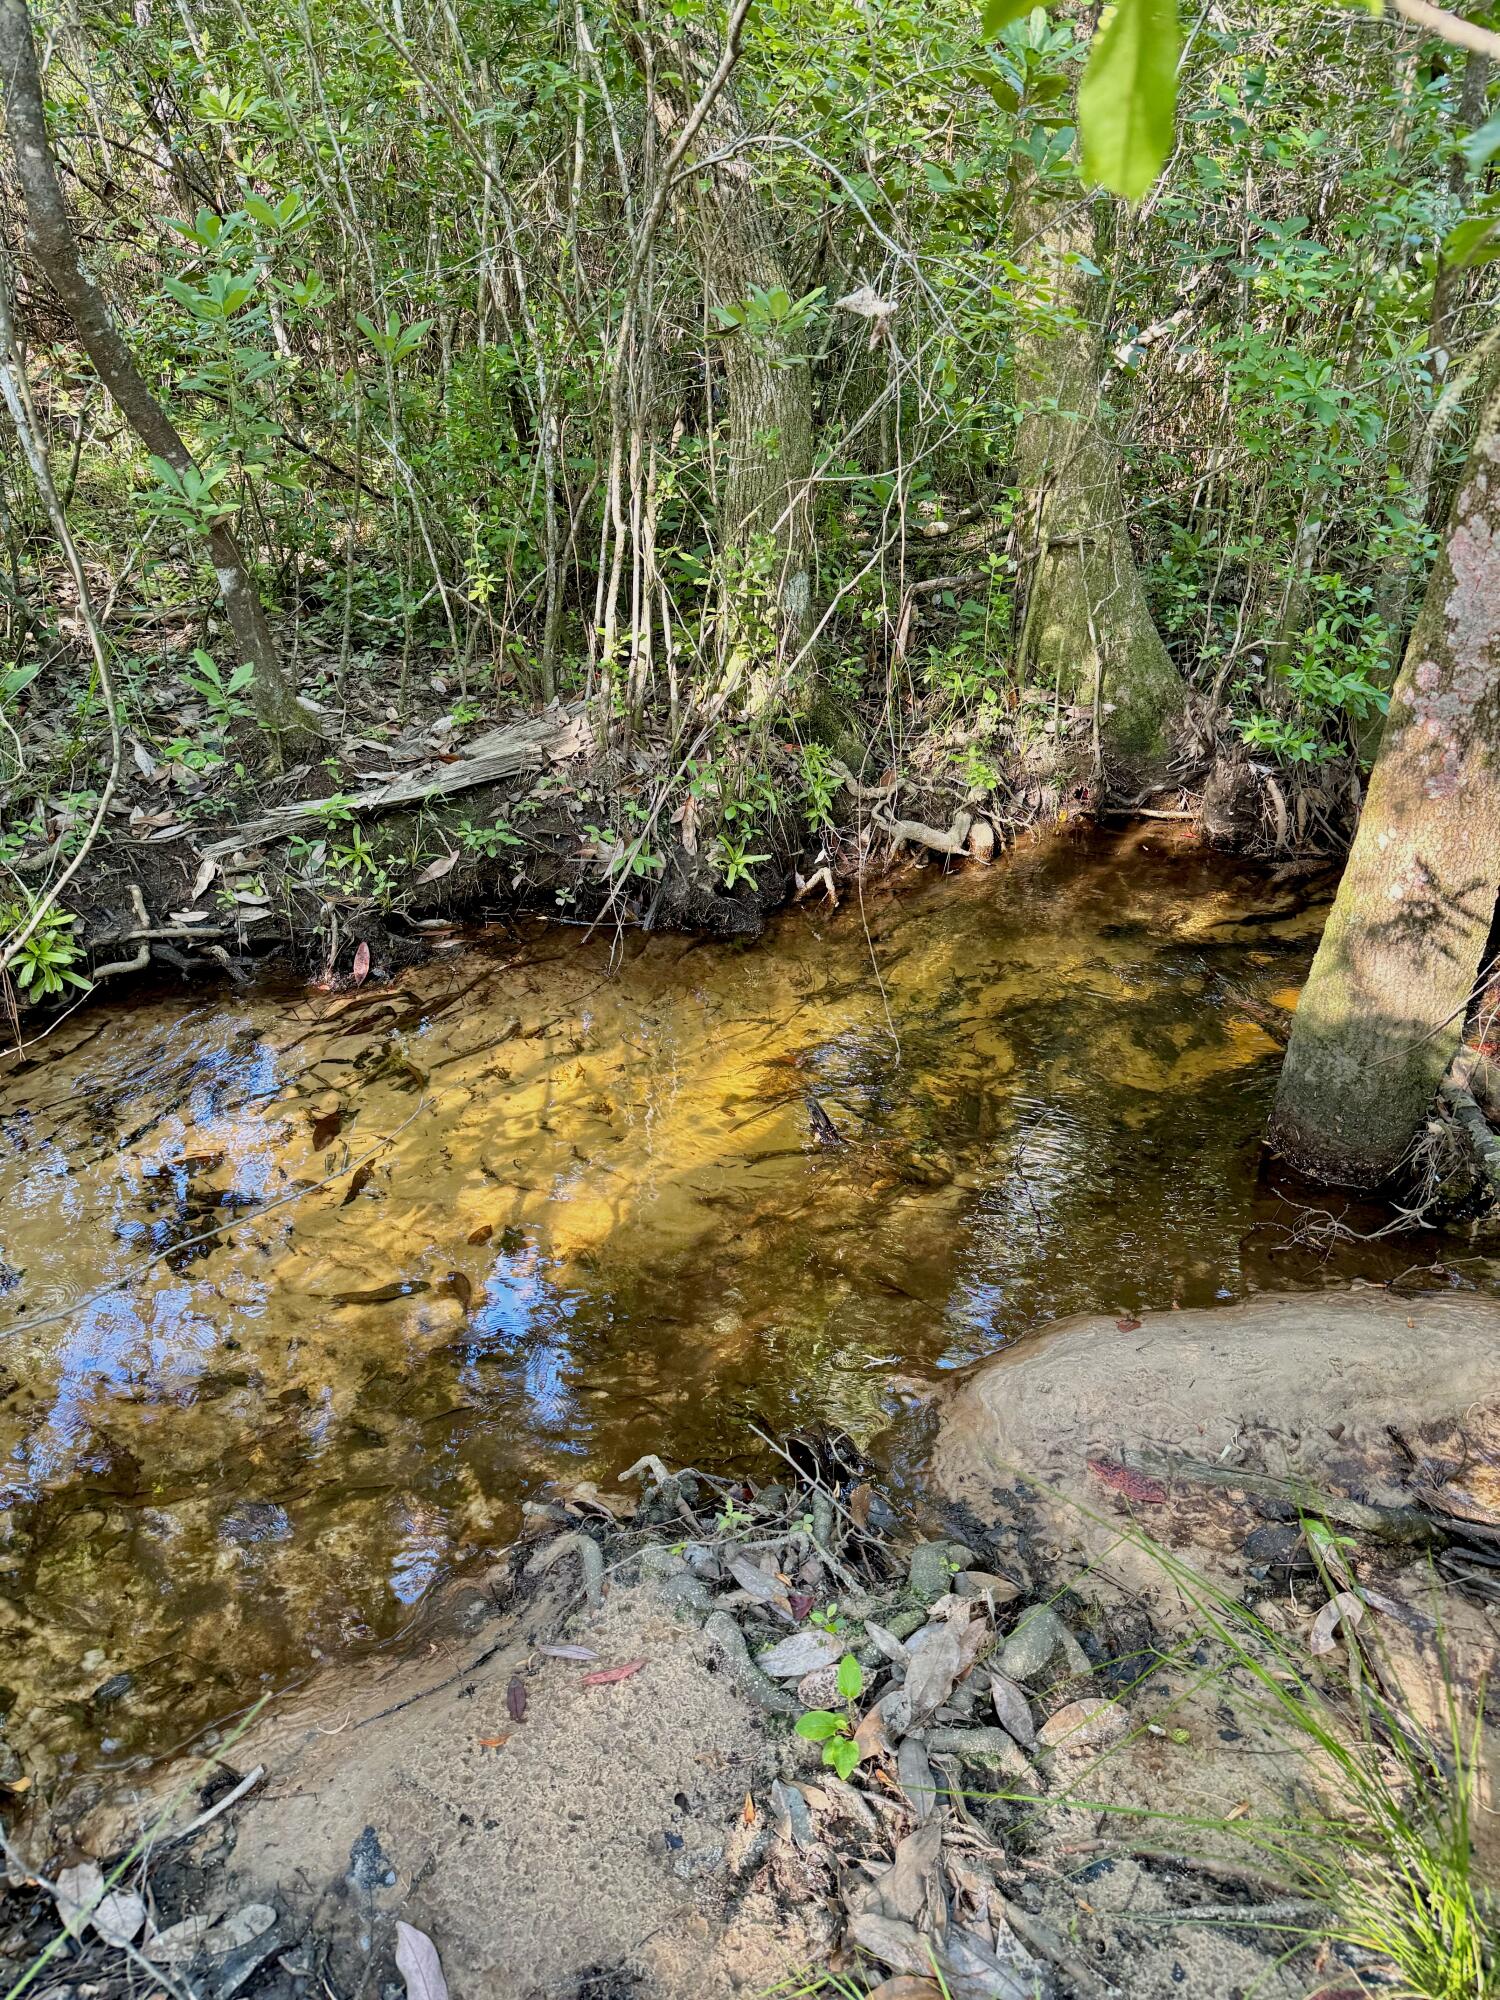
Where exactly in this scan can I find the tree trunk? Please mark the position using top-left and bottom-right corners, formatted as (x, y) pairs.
(1268, 371), (1500, 1188)
(0, 0), (309, 747)
(650, 26), (815, 673)
(1013, 183), (1187, 791)
(1367, 47), (1489, 743)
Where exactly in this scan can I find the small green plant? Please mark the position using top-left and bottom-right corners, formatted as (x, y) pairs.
(714, 1498), (754, 1534)
(796, 743), (842, 832)
(2, 901), (91, 997)
(808, 1603), (844, 1634)
(456, 815), (522, 857)
(186, 648), (255, 725)
(713, 832), (772, 892)
(795, 1654), (864, 1779)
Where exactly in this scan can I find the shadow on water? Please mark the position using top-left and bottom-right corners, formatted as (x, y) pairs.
(0, 824), (1466, 1782)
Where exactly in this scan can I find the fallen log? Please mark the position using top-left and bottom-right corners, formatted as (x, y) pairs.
(201, 708), (589, 859)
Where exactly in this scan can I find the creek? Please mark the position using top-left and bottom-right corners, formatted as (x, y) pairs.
(0, 828), (1428, 1790)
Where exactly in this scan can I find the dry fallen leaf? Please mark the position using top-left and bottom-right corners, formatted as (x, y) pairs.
(352, 941), (371, 985)
(741, 1792), (756, 1826)
(416, 850), (459, 883)
(506, 1676), (527, 1721)
(477, 1735), (510, 1750)
(1309, 1590), (1365, 1656)
(467, 1224), (494, 1245)
(394, 1920), (449, 2000)
(191, 855), (218, 901)
(581, 1658), (647, 1686)
(539, 1645), (598, 1662)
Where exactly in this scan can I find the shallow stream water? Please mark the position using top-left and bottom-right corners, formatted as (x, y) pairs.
(0, 828), (1430, 1786)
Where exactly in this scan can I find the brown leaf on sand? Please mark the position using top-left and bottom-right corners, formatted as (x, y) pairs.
(866, 1982), (943, 2000)
(741, 1792), (756, 1826)
(394, 1920), (449, 2000)
(581, 1658), (647, 1686)
(1115, 1314), (1142, 1331)
(506, 1676), (527, 1722)
(467, 1224), (494, 1245)
(477, 1735), (509, 1750)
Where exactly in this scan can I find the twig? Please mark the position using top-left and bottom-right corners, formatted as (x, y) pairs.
(161, 1763), (265, 1843)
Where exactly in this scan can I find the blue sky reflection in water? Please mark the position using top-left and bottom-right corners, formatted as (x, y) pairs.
(0, 830), (1419, 1770)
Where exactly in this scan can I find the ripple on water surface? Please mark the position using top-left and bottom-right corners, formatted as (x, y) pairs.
(0, 827), (1416, 1777)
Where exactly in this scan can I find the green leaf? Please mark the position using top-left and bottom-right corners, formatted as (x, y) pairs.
(836, 1654), (864, 1701)
(1078, 0), (1180, 203)
(1444, 208), (1500, 268)
(824, 1734), (860, 1780)
(795, 1710), (843, 1742)
(980, 0), (1032, 37)
(243, 192), (279, 229)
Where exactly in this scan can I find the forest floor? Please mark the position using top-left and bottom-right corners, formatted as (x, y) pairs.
(2, 1288), (1495, 2000)
(4, 609), (1359, 1018)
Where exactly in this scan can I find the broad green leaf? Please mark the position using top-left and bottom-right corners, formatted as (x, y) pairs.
(836, 1654), (864, 1700)
(795, 1710), (842, 1742)
(980, 0), (1031, 37)
(1462, 110), (1500, 173)
(1444, 212), (1500, 268)
(1079, 0), (1181, 203)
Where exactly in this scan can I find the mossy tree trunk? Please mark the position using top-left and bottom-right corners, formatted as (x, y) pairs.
(1013, 183), (1187, 791)
(1268, 372), (1500, 1188)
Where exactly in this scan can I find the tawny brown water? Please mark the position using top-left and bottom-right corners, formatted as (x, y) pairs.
(0, 829), (1411, 1786)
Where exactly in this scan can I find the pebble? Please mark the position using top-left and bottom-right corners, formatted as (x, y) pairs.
(907, 1541), (975, 1607)
(1037, 1696), (1127, 1754)
(997, 1607), (1090, 1683)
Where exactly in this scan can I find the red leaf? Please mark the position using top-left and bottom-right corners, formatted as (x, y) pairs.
(789, 1592), (814, 1620)
(352, 941), (371, 985)
(581, 1659), (647, 1686)
(1087, 1455), (1167, 1504)
(506, 1676), (527, 1721)
(1115, 1314), (1142, 1331)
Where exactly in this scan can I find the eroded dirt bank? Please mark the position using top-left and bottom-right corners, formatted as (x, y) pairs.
(5, 1288), (1497, 2000)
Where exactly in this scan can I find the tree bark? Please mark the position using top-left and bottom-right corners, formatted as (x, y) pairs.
(1367, 46), (1489, 737)
(0, 0), (309, 746)
(1268, 371), (1500, 1188)
(648, 22), (815, 673)
(1013, 183), (1188, 791)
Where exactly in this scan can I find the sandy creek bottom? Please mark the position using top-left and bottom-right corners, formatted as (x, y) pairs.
(0, 826), (1452, 1792)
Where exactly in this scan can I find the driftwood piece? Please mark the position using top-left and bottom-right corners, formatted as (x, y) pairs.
(1121, 1446), (1441, 1546)
(201, 709), (589, 858)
